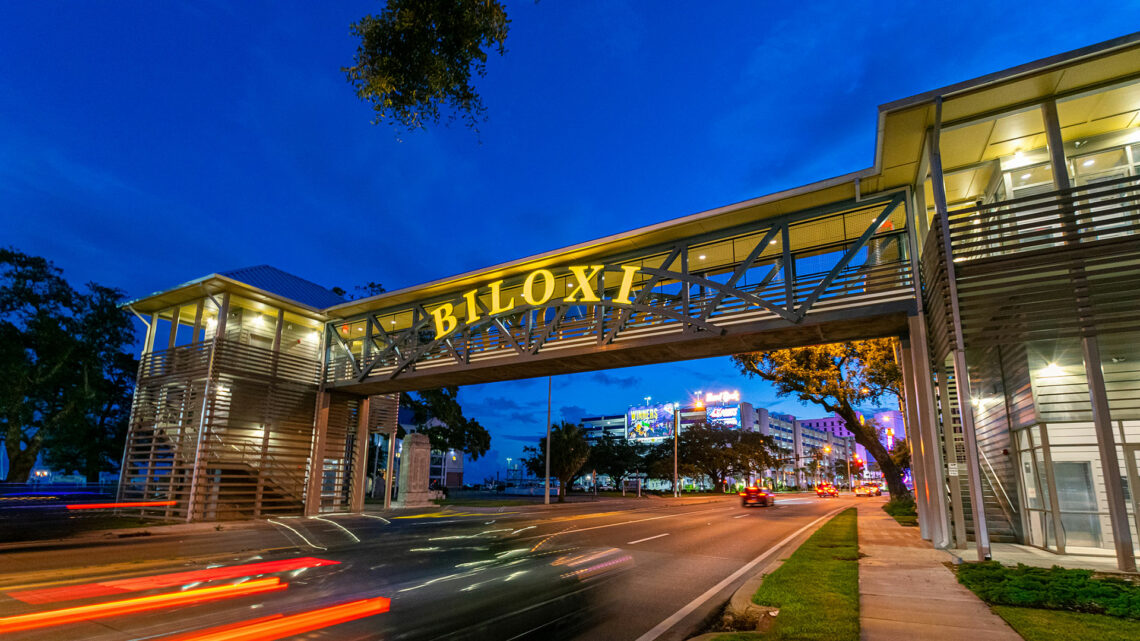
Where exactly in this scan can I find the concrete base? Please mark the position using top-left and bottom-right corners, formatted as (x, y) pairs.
(394, 433), (433, 508)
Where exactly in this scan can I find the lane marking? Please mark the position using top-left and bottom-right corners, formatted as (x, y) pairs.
(732, 514), (748, 519)
(309, 516), (361, 543)
(627, 533), (670, 545)
(267, 519), (327, 550)
(632, 505), (848, 641)
(519, 505), (732, 540)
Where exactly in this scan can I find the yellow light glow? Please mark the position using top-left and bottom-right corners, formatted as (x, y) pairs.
(1040, 362), (1065, 377)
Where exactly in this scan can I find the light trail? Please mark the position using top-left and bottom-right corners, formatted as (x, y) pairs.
(9, 557), (339, 605)
(65, 500), (176, 510)
(165, 596), (391, 641)
(0, 578), (287, 634)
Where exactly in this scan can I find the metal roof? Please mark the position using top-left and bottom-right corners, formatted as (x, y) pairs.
(218, 265), (345, 309)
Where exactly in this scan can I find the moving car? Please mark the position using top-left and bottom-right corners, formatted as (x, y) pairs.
(854, 484), (879, 497)
(815, 483), (839, 498)
(739, 486), (775, 507)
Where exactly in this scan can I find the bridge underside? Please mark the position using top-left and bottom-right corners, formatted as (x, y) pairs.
(338, 305), (912, 395)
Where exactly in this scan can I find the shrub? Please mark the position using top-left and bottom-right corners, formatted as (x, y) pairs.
(957, 562), (1140, 619)
(882, 495), (916, 517)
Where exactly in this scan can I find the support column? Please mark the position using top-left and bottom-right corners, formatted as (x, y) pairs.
(899, 337), (933, 541)
(305, 390), (331, 517)
(1083, 337), (1136, 571)
(906, 315), (952, 548)
(385, 427), (397, 510)
(350, 396), (371, 513)
(929, 98), (990, 561)
(898, 336), (932, 540)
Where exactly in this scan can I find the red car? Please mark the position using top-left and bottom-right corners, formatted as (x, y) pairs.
(816, 484), (839, 498)
(740, 486), (775, 507)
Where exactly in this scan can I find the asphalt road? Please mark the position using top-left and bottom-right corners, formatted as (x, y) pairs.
(0, 493), (857, 641)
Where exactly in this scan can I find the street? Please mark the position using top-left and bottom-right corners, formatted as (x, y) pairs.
(0, 494), (854, 640)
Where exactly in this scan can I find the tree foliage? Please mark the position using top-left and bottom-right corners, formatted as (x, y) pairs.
(587, 435), (646, 489)
(330, 281), (386, 300)
(402, 386), (491, 459)
(522, 421), (590, 502)
(0, 249), (137, 482)
(345, 0), (510, 132)
(666, 422), (777, 490)
(732, 339), (912, 498)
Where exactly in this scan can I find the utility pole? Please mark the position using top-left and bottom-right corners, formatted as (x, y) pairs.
(544, 375), (552, 505)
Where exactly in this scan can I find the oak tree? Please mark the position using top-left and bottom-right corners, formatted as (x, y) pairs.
(345, 0), (510, 132)
(732, 339), (912, 498)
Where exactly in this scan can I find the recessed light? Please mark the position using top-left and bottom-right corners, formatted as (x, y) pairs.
(1082, 159), (1095, 167)
(769, 240), (777, 245)
(1021, 173), (1032, 180)
(698, 254), (706, 260)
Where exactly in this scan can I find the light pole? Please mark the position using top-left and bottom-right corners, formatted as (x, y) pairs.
(544, 375), (552, 505)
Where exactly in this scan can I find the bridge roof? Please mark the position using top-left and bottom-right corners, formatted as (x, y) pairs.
(329, 32), (1140, 318)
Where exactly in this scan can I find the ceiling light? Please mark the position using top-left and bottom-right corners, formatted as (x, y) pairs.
(769, 240), (777, 245)
(698, 254), (706, 260)
(390, 320), (396, 325)
(1014, 149), (1024, 159)
(1021, 173), (1032, 180)
(1082, 159), (1095, 167)
(1040, 362), (1065, 377)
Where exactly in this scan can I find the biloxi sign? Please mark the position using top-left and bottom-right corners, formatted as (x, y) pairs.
(428, 264), (643, 339)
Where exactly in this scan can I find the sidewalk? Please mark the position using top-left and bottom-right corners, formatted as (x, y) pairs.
(856, 500), (1022, 641)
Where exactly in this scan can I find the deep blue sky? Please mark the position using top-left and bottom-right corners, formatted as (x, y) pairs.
(3, 2), (1136, 482)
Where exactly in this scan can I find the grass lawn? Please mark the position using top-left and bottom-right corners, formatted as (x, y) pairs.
(992, 605), (1140, 641)
(0, 515), (161, 543)
(716, 508), (859, 641)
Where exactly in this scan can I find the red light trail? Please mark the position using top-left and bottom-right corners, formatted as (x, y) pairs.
(65, 500), (177, 509)
(0, 578), (287, 634)
(165, 596), (391, 641)
(10, 557), (339, 605)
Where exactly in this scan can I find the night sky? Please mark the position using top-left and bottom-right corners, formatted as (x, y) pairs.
(3, 2), (1136, 482)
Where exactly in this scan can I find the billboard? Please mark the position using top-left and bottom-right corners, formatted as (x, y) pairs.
(707, 404), (740, 427)
(626, 404), (675, 441)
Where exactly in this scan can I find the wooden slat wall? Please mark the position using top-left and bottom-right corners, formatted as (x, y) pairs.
(120, 337), (322, 520)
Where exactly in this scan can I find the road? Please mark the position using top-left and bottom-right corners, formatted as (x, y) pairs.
(0, 494), (856, 641)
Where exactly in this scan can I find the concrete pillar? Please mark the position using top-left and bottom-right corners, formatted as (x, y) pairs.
(394, 432), (433, 508)
(350, 396), (371, 513)
(304, 391), (331, 516)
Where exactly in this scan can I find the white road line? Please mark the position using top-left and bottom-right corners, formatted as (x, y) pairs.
(732, 514), (748, 519)
(627, 533), (670, 545)
(309, 516), (361, 543)
(519, 505), (731, 540)
(267, 519), (327, 550)
(632, 505), (847, 641)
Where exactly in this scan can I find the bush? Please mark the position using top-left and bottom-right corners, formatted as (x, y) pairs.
(957, 562), (1140, 619)
(882, 495), (916, 517)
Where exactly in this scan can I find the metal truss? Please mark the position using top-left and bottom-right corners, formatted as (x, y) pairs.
(327, 193), (911, 388)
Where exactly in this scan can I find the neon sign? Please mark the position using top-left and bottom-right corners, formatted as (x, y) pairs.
(704, 390), (740, 404)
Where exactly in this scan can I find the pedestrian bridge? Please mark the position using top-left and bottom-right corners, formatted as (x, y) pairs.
(326, 191), (915, 394)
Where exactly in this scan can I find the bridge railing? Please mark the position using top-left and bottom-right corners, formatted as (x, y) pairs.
(922, 172), (1140, 359)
